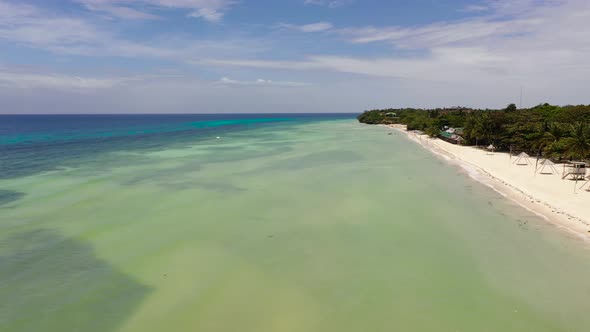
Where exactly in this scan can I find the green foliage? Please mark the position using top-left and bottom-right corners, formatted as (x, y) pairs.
(563, 122), (590, 160)
(357, 104), (590, 161)
(505, 103), (517, 112)
(356, 110), (387, 124)
(425, 126), (439, 138)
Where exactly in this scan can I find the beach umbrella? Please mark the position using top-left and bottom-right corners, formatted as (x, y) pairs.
(513, 152), (531, 165)
(537, 159), (558, 175)
(486, 144), (495, 155)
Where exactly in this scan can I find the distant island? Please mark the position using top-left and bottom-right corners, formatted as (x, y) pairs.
(357, 104), (590, 161)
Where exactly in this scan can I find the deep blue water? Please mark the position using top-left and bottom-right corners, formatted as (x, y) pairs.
(0, 114), (355, 179)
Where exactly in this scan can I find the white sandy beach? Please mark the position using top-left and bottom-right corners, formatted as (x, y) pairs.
(386, 124), (590, 239)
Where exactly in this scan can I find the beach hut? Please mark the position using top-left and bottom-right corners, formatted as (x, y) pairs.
(439, 131), (465, 145)
(513, 152), (531, 166)
(486, 144), (496, 155)
(536, 159), (557, 175)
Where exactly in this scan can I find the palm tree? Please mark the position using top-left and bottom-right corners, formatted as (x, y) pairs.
(563, 122), (590, 160)
(464, 114), (486, 146)
(464, 115), (478, 145)
(533, 122), (567, 155)
(478, 113), (497, 145)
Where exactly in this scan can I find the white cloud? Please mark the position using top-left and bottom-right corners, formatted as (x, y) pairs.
(0, 69), (140, 90)
(219, 76), (239, 84)
(0, 1), (107, 50)
(0, 1), (36, 18)
(276, 21), (334, 33)
(304, 0), (353, 8)
(218, 77), (309, 87)
(74, 0), (234, 22)
(75, 1), (159, 19)
(0, 72), (329, 114)
(300, 22), (334, 32)
(460, 4), (490, 12)
(0, 0), (263, 59)
(340, 17), (542, 47)
(195, 59), (322, 70)
(188, 8), (224, 22)
(202, 0), (590, 86)
(192, 0), (590, 108)
(1, 0), (589, 112)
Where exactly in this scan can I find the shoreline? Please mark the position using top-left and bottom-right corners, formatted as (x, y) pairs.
(381, 124), (590, 240)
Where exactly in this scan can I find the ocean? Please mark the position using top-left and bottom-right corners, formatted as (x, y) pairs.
(1, 114), (590, 332)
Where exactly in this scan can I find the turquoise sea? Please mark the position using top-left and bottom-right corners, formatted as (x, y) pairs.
(1, 114), (590, 332)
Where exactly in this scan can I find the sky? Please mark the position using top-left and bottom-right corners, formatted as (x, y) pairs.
(0, 0), (589, 114)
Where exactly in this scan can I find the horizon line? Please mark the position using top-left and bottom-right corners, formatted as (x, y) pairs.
(0, 112), (360, 116)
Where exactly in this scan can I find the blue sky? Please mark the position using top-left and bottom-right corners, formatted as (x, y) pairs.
(0, 0), (588, 113)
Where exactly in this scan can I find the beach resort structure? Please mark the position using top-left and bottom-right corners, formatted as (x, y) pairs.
(439, 127), (465, 145)
(536, 159), (558, 175)
(513, 152), (532, 166)
(562, 162), (587, 180)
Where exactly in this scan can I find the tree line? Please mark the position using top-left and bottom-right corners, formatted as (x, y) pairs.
(357, 104), (590, 161)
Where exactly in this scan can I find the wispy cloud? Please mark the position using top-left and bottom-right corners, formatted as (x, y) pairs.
(0, 67), (142, 90)
(340, 17), (542, 47)
(74, 0), (234, 22)
(303, 0), (353, 8)
(201, 0), (590, 88)
(276, 21), (334, 33)
(195, 59), (321, 70)
(0, 1), (102, 45)
(74, 0), (159, 19)
(218, 77), (309, 87)
(460, 4), (490, 13)
(188, 8), (224, 22)
(1, 0), (589, 112)
(0, 0), (264, 59)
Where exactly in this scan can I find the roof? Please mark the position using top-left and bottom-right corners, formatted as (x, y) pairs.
(439, 131), (463, 141)
(439, 131), (453, 139)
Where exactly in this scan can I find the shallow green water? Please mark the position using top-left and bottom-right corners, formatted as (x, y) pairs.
(2, 120), (590, 331)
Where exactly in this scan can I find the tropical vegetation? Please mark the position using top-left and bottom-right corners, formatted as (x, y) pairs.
(357, 104), (590, 161)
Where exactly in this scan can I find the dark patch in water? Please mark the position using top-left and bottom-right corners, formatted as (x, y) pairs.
(189, 181), (246, 194)
(121, 160), (203, 187)
(0, 229), (151, 332)
(152, 180), (246, 194)
(247, 150), (363, 174)
(119, 160), (246, 194)
(0, 190), (25, 208)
